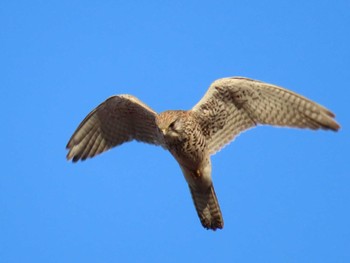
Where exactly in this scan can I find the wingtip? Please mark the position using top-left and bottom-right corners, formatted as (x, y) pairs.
(66, 152), (74, 162)
(331, 116), (341, 132)
(331, 122), (341, 132)
(323, 114), (340, 132)
(66, 149), (79, 163)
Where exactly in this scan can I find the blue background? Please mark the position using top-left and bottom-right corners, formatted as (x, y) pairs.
(1, 1), (349, 262)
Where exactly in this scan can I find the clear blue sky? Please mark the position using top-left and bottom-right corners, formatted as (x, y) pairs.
(1, 1), (349, 262)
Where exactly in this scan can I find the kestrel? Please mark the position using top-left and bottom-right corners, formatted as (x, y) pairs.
(66, 77), (340, 230)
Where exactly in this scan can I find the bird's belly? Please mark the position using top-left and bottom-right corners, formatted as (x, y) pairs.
(170, 150), (211, 189)
(179, 158), (212, 190)
(170, 147), (202, 170)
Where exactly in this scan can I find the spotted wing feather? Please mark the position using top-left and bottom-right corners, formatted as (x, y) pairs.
(66, 95), (163, 162)
(193, 77), (340, 155)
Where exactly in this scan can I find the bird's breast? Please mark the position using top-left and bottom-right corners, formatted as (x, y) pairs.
(168, 131), (208, 169)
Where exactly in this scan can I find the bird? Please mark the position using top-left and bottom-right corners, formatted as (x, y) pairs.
(66, 77), (340, 230)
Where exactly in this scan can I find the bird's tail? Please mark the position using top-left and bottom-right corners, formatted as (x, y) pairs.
(189, 184), (224, 230)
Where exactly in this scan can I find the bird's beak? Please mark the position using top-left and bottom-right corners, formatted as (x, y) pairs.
(161, 128), (167, 135)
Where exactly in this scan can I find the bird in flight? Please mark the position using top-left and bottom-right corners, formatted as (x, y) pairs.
(66, 77), (340, 230)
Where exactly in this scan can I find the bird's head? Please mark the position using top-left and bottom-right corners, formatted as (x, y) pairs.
(156, 110), (187, 141)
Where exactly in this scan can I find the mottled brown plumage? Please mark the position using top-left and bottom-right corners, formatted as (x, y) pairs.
(66, 77), (340, 230)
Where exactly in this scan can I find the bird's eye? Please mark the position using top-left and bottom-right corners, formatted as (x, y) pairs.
(169, 121), (176, 129)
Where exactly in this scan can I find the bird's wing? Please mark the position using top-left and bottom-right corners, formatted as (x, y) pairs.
(192, 77), (340, 155)
(66, 95), (164, 162)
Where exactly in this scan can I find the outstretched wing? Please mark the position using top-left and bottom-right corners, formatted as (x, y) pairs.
(192, 77), (340, 155)
(66, 95), (164, 162)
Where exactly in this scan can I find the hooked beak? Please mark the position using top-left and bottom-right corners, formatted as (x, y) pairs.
(161, 128), (167, 135)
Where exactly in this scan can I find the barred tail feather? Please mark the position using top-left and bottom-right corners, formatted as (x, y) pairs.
(189, 184), (224, 230)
